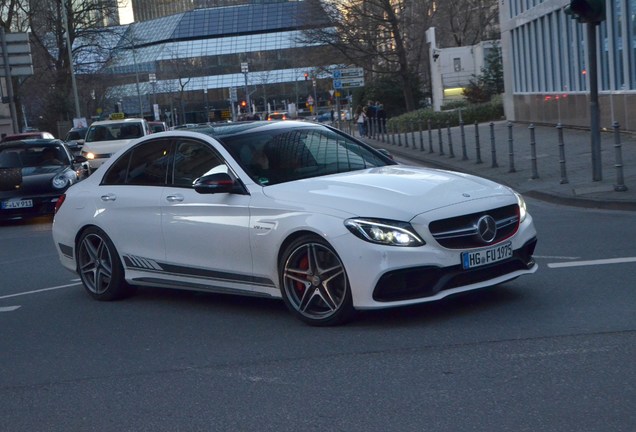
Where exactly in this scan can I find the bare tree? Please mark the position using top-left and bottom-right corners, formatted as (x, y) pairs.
(300, 0), (435, 112)
(16, 0), (121, 132)
(434, 0), (500, 47)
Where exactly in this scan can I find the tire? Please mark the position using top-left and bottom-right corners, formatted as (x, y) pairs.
(280, 235), (354, 326)
(76, 227), (133, 301)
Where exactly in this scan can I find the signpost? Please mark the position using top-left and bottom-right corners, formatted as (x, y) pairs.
(0, 30), (33, 133)
(332, 67), (364, 128)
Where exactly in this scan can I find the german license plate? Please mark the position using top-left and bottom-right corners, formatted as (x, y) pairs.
(1, 199), (33, 209)
(462, 241), (512, 269)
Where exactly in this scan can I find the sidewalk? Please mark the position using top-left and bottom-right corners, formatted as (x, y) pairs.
(360, 120), (636, 211)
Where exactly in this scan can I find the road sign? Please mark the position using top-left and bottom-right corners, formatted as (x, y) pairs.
(307, 95), (314, 105)
(333, 77), (365, 89)
(0, 31), (33, 77)
(332, 67), (364, 79)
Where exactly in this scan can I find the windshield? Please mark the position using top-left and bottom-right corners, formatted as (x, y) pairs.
(220, 126), (393, 186)
(85, 122), (143, 142)
(0, 144), (70, 168)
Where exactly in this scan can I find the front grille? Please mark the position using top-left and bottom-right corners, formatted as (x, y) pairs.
(429, 204), (520, 249)
(373, 237), (537, 302)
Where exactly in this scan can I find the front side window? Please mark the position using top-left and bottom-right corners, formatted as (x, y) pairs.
(102, 139), (171, 186)
(171, 139), (227, 187)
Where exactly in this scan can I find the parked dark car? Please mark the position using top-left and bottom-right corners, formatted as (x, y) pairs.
(0, 139), (87, 221)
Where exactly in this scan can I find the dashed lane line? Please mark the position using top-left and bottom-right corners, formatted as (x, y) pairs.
(548, 257), (636, 269)
(0, 281), (82, 300)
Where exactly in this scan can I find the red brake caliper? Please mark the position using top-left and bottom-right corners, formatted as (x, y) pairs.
(295, 255), (309, 296)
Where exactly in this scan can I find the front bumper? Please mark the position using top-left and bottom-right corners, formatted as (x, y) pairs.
(373, 237), (537, 302)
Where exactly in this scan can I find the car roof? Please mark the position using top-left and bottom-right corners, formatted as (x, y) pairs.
(89, 118), (146, 126)
(182, 120), (321, 139)
(0, 138), (65, 148)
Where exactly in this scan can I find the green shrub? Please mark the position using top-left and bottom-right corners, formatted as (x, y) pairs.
(386, 98), (504, 133)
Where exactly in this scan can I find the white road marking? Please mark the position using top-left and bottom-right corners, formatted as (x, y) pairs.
(0, 306), (21, 312)
(534, 255), (580, 260)
(0, 282), (81, 300)
(548, 257), (636, 269)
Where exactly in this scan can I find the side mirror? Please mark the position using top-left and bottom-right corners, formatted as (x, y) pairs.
(193, 172), (246, 195)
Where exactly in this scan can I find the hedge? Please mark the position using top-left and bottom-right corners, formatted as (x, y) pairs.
(386, 98), (504, 133)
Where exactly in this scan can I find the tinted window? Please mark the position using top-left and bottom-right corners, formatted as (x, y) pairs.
(171, 139), (226, 187)
(102, 139), (171, 186)
(221, 127), (389, 185)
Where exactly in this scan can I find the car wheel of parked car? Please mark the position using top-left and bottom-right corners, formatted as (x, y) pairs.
(280, 235), (354, 326)
(76, 227), (133, 301)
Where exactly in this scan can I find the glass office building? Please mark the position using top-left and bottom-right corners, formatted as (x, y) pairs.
(499, 0), (636, 132)
(101, 1), (339, 123)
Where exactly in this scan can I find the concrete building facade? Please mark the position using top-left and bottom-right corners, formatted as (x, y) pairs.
(499, 0), (636, 132)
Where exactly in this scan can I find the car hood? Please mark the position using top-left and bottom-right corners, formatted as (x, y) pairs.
(0, 166), (70, 196)
(82, 139), (135, 155)
(261, 166), (514, 220)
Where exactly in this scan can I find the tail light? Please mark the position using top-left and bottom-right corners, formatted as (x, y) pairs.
(54, 194), (66, 214)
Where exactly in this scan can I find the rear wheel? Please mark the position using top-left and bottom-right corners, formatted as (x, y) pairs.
(76, 227), (133, 301)
(280, 235), (354, 326)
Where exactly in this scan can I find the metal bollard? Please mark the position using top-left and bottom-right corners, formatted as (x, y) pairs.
(557, 123), (568, 184)
(475, 121), (482, 164)
(411, 122), (417, 151)
(507, 121), (516, 173)
(404, 122), (410, 148)
(438, 124), (445, 155)
(391, 123), (396, 146)
(419, 120), (424, 151)
(428, 119), (434, 153)
(613, 121), (628, 191)
(382, 118), (387, 143)
(529, 124), (539, 179)
(489, 122), (498, 168)
(447, 121), (455, 158)
(460, 119), (467, 160)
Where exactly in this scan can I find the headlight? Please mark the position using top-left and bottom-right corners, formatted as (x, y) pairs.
(344, 218), (425, 247)
(52, 171), (77, 190)
(83, 151), (95, 160)
(515, 192), (527, 222)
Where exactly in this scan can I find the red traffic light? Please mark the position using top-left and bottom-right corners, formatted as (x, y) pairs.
(304, 72), (309, 80)
(240, 100), (247, 107)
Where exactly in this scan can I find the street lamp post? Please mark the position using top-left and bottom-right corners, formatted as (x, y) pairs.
(129, 24), (144, 119)
(61, 0), (81, 122)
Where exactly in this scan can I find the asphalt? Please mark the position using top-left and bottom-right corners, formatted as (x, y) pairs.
(359, 120), (636, 211)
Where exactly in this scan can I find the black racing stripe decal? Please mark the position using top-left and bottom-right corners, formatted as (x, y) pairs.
(123, 255), (275, 288)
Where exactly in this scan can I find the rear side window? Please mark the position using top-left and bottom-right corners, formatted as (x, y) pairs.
(102, 139), (171, 186)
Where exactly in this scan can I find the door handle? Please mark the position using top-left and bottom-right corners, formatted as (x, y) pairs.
(100, 193), (116, 201)
(166, 194), (184, 203)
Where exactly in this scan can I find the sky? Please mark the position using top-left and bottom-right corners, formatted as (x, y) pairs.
(118, 0), (134, 24)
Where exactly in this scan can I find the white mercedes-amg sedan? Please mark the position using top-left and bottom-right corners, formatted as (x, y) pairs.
(52, 121), (537, 326)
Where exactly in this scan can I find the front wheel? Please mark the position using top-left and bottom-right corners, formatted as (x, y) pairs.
(280, 235), (354, 326)
(76, 227), (133, 301)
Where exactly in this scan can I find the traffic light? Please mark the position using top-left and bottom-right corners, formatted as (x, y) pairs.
(565, 0), (605, 24)
(304, 72), (309, 81)
(240, 100), (247, 112)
